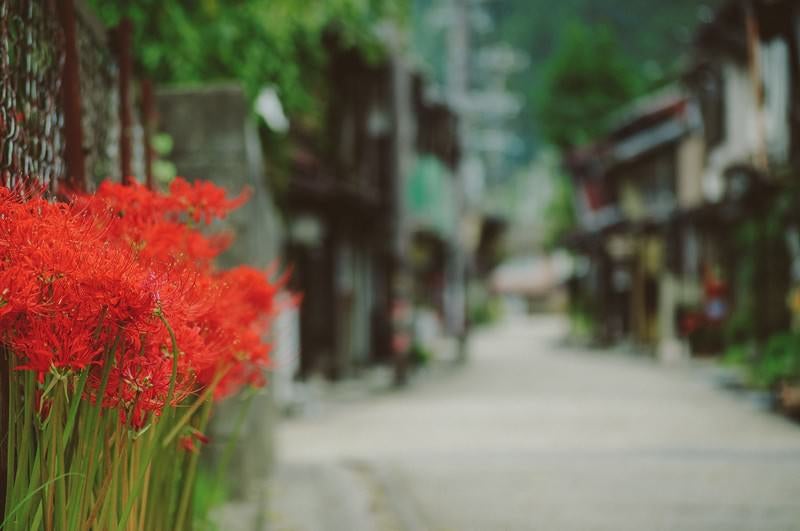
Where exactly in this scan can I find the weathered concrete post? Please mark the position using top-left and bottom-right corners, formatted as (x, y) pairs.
(157, 84), (284, 530)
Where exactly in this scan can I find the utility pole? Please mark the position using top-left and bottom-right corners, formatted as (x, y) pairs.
(388, 23), (415, 386)
(448, 0), (470, 362)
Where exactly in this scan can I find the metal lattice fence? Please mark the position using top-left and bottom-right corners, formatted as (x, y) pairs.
(0, 0), (150, 192)
(0, 0), (66, 192)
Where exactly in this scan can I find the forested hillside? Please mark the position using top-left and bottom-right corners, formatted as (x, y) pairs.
(488, 0), (722, 151)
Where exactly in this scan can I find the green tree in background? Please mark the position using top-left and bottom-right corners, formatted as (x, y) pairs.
(87, 0), (405, 117)
(542, 172), (576, 250)
(531, 20), (641, 249)
(534, 20), (642, 149)
(488, 0), (720, 154)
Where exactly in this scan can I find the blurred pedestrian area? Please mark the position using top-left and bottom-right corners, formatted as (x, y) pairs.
(269, 314), (800, 531)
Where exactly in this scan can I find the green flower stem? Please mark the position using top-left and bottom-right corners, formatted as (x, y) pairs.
(162, 366), (228, 449)
(212, 389), (256, 502)
(4, 352), (17, 521)
(116, 312), (180, 531)
(173, 396), (213, 531)
(52, 385), (67, 530)
(7, 372), (34, 531)
(61, 370), (89, 448)
(73, 336), (119, 530)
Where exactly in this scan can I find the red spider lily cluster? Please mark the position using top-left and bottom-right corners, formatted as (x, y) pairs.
(0, 177), (292, 530)
(0, 178), (285, 428)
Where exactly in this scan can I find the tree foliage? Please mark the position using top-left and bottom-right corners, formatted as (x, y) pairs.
(87, 0), (405, 116)
(542, 172), (576, 250)
(534, 21), (642, 149)
(488, 0), (721, 153)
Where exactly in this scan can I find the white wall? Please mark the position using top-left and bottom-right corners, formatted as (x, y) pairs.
(702, 37), (791, 202)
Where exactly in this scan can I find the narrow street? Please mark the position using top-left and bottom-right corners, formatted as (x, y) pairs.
(269, 316), (800, 531)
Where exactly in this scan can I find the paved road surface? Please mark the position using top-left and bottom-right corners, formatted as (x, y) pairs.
(269, 316), (800, 531)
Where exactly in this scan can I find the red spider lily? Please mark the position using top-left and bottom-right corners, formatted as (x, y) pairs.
(11, 317), (102, 373)
(169, 177), (250, 224)
(178, 435), (197, 453)
(0, 176), (291, 426)
(178, 428), (211, 454)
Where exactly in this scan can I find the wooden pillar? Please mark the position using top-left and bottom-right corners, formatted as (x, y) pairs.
(632, 236), (645, 344)
(745, 0), (768, 171)
(140, 78), (155, 189)
(114, 18), (133, 184)
(57, 0), (86, 191)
